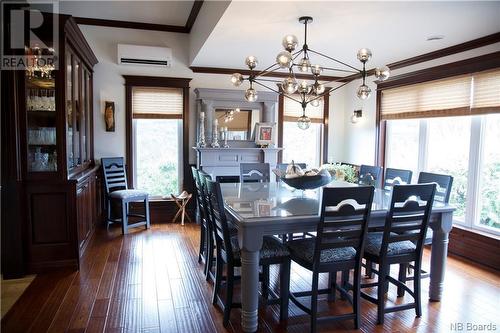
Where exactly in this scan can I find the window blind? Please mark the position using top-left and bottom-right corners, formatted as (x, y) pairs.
(380, 75), (472, 120)
(284, 95), (324, 123)
(132, 87), (184, 119)
(471, 69), (500, 115)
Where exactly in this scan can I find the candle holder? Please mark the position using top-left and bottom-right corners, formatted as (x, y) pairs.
(222, 127), (230, 148)
(197, 111), (207, 148)
(210, 119), (220, 148)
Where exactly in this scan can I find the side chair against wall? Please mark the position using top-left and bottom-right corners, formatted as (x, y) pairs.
(384, 168), (413, 190)
(286, 186), (375, 332)
(240, 163), (270, 183)
(360, 183), (436, 325)
(358, 164), (383, 188)
(191, 167), (208, 268)
(101, 157), (150, 234)
(205, 179), (291, 327)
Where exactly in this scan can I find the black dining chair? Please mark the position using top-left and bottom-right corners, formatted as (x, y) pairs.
(205, 179), (291, 326)
(418, 172), (453, 204)
(191, 167), (211, 278)
(358, 165), (383, 188)
(101, 157), (150, 234)
(360, 183), (436, 325)
(383, 168), (413, 190)
(240, 163), (270, 183)
(286, 186), (375, 332)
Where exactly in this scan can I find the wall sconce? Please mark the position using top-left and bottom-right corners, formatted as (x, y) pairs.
(351, 109), (362, 124)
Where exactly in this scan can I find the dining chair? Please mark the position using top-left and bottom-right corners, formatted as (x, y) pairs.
(240, 163), (270, 183)
(286, 186), (375, 332)
(360, 183), (436, 325)
(418, 172), (453, 204)
(205, 179), (291, 326)
(383, 168), (413, 190)
(358, 164), (383, 188)
(101, 157), (150, 234)
(191, 167), (210, 273)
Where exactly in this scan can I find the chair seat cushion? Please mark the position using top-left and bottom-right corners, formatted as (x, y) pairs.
(287, 238), (356, 264)
(365, 232), (416, 256)
(110, 189), (148, 200)
(231, 236), (289, 261)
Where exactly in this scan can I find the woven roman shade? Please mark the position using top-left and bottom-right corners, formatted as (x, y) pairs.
(471, 69), (500, 115)
(284, 95), (324, 123)
(132, 87), (184, 119)
(380, 75), (472, 120)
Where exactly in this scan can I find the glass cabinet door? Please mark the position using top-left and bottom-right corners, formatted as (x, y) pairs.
(26, 47), (58, 173)
(66, 49), (74, 169)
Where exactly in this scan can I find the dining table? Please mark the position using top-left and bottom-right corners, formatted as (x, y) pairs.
(220, 180), (455, 333)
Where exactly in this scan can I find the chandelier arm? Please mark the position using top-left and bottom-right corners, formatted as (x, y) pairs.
(308, 80), (352, 104)
(320, 66), (360, 74)
(307, 48), (361, 72)
(254, 77), (283, 83)
(252, 80), (282, 95)
(256, 63), (281, 78)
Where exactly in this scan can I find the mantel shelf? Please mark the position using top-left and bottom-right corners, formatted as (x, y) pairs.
(193, 147), (283, 151)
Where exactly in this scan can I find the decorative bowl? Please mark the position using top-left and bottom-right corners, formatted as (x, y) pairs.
(276, 169), (332, 190)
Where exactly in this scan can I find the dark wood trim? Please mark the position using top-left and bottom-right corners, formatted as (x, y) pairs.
(378, 51), (500, 91)
(387, 32), (500, 71)
(185, 0), (204, 32)
(322, 92), (330, 164)
(74, 17), (189, 33)
(189, 66), (343, 81)
(65, 17), (99, 69)
(375, 89), (385, 168)
(277, 94), (284, 163)
(124, 76), (192, 190)
(449, 225), (500, 270)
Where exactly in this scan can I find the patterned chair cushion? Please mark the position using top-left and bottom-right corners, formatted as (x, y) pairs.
(365, 232), (416, 256)
(109, 189), (148, 200)
(231, 236), (289, 260)
(287, 238), (357, 264)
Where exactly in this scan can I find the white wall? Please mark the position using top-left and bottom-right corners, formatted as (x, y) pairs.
(338, 42), (500, 165)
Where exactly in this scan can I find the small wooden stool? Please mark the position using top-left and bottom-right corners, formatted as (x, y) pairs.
(171, 191), (192, 225)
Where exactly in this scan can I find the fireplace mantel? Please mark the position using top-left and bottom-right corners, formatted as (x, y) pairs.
(193, 147), (282, 181)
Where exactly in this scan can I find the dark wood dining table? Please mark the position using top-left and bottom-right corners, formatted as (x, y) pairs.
(220, 180), (455, 333)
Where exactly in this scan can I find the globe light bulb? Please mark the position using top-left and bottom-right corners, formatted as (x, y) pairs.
(282, 77), (298, 94)
(276, 51), (292, 68)
(282, 34), (299, 52)
(245, 56), (258, 69)
(297, 115), (311, 130)
(298, 80), (311, 94)
(230, 73), (244, 86)
(314, 83), (325, 94)
(374, 65), (391, 81)
(356, 84), (371, 100)
(245, 88), (258, 102)
(310, 98), (320, 107)
(235, 108), (240, 113)
(351, 113), (359, 124)
(357, 48), (372, 62)
(298, 57), (311, 72)
(311, 64), (322, 76)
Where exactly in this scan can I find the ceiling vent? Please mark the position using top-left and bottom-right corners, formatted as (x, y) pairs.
(117, 44), (172, 67)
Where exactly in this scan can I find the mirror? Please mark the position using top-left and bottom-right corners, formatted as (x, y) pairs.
(215, 108), (260, 141)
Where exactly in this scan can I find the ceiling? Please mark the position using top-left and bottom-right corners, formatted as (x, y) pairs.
(59, 1), (194, 26)
(191, 1), (500, 70)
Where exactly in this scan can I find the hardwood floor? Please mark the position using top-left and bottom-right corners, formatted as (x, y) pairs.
(2, 223), (499, 333)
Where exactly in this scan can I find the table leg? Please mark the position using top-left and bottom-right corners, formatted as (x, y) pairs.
(240, 249), (260, 333)
(429, 211), (453, 301)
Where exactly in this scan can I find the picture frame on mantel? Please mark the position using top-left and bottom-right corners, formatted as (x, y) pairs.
(254, 122), (276, 147)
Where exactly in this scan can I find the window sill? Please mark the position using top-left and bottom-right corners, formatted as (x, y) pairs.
(452, 224), (500, 241)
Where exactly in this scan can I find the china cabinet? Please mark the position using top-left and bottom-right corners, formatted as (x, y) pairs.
(1, 11), (101, 277)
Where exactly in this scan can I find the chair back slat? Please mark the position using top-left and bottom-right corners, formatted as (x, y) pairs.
(313, 186), (374, 268)
(358, 165), (383, 188)
(379, 184), (436, 258)
(205, 179), (234, 262)
(101, 157), (128, 193)
(240, 163), (270, 183)
(384, 168), (413, 190)
(417, 172), (453, 204)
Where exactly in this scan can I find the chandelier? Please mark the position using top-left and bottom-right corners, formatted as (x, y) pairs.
(230, 16), (391, 129)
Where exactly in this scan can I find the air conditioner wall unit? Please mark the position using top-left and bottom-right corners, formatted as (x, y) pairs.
(117, 44), (172, 67)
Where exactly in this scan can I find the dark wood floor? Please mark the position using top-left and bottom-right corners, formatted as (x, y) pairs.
(2, 223), (499, 333)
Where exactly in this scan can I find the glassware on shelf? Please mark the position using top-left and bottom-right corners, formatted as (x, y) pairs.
(28, 127), (56, 145)
(27, 89), (55, 111)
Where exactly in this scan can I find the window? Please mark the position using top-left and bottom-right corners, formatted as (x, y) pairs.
(281, 95), (326, 168)
(129, 85), (185, 197)
(382, 69), (500, 235)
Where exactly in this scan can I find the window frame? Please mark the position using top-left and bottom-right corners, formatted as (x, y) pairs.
(124, 76), (191, 191)
(277, 91), (330, 164)
(376, 53), (500, 236)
